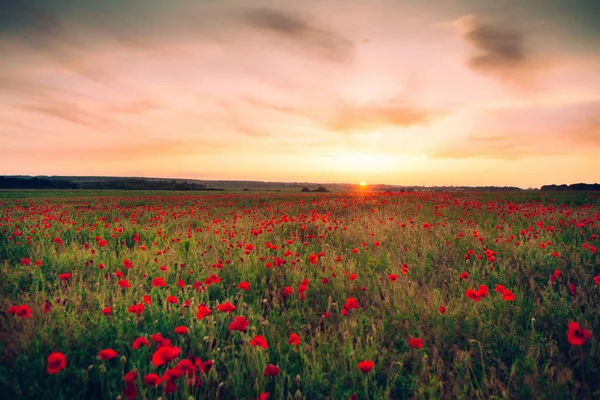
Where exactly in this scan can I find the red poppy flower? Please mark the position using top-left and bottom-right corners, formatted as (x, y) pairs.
(59, 273), (72, 280)
(144, 373), (162, 387)
(282, 286), (293, 297)
(204, 274), (221, 286)
(118, 279), (131, 288)
(166, 296), (178, 304)
(196, 305), (212, 320)
(358, 360), (374, 373)
(123, 370), (138, 383)
(217, 302), (237, 313)
(250, 335), (269, 349)
(263, 364), (280, 376)
(238, 281), (250, 291)
(567, 322), (592, 346)
(163, 379), (178, 393)
(128, 303), (144, 315)
(151, 333), (172, 348)
(15, 304), (31, 318)
(554, 270), (562, 279)
(388, 274), (398, 282)
(459, 272), (469, 280)
(259, 393), (269, 400)
(123, 381), (137, 399)
(287, 333), (300, 346)
(132, 337), (151, 350)
(439, 305), (446, 314)
(46, 352), (67, 374)
(151, 346), (181, 366)
(477, 285), (489, 297)
(228, 316), (250, 332)
(465, 289), (481, 302)
(174, 326), (188, 335)
(409, 338), (424, 349)
(98, 349), (118, 360)
(594, 276), (600, 285)
(351, 248), (359, 254)
(152, 277), (167, 287)
(197, 359), (213, 374)
(21, 258), (31, 266)
(502, 289), (516, 301)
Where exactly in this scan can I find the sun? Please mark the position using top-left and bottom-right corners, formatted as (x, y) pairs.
(359, 181), (367, 187)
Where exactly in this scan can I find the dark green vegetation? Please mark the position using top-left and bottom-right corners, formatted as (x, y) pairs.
(0, 176), (223, 191)
(1, 191), (599, 399)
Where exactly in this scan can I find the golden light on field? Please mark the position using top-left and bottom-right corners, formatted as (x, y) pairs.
(360, 181), (367, 187)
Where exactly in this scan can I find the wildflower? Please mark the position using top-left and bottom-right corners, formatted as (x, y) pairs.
(132, 337), (151, 350)
(228, 316), (250, 332)
(250, 335), (269, 349)
(287, 333), (300, 346)
(98, 349), (118, 360)
(567, 322), (592, 346)
(144, 373), (162, 387)
(358, 360), (374, 373)
(174, 326), (188, 335)
(217, 302), (237, 313)
(151, 346), (181, 366)
(196, 304), (212, 320)
(152, 277), (167, 287)
(46, 352), (67, 374)
(263, 364), (280, 376)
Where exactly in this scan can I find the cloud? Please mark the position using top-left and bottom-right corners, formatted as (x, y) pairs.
(0, 4), (112, 83)
(431, 134), (542, 159)
(236, 89), (445, 134)
(106, 100), (162, 115)
(454, 14), (549, 84)
(323, 101), (443, 132)
(0, 137), (228, 164)
(17, 100), (113, 126)
(241, 8), (354, 62)
(563, 101), (600, 147)
(432, 99), (600, 160)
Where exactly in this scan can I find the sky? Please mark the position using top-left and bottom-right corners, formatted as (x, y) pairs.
(1, 0), (599, 188)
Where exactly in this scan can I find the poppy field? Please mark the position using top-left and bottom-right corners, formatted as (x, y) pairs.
(1, 190), (599, 399)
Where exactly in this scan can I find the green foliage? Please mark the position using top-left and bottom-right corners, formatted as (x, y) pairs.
(0, 190), (599, 399)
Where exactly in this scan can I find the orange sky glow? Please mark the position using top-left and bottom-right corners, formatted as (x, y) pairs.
(1, 0), (599, 188)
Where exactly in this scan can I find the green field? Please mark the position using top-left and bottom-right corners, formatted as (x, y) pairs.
(1, 190), (598, 399)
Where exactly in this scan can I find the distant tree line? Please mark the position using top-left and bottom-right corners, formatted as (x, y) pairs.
(541, 183), (600, 191)
(0, 176), (223, 191)
(301, 187), (329, 193)
(0, 176), (78, 189)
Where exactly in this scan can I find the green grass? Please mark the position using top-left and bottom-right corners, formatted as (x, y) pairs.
(1, 190), (599, 399)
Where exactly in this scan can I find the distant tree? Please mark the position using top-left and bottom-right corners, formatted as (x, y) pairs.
(301, 187), (311, 192)
(314, 187), (329, 193)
